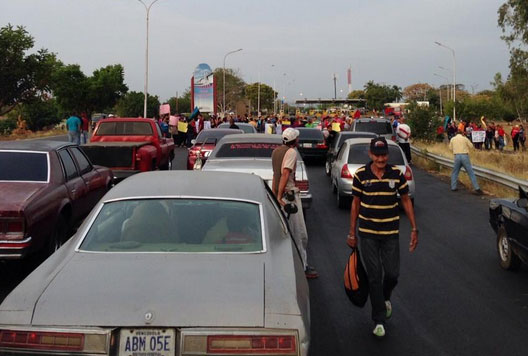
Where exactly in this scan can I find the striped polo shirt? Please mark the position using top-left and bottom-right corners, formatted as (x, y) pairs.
(352, 163), (409, 239)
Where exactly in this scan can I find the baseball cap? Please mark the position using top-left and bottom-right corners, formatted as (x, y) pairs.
(282, 127), (300, 143)
(370, 137), (389, 155)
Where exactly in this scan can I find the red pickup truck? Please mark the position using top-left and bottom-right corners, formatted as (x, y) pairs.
(82, 118), (175, 181)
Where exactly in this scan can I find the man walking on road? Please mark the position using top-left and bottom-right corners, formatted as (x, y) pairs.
(66, 114), (81, 144)
(396, 117), (412, 163)
(449, 129), (483, 194)
(272, 128), (319, 279)
(347, 137), (418, 338)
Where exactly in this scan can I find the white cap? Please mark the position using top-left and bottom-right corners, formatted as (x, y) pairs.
(282, 128), (300, 143)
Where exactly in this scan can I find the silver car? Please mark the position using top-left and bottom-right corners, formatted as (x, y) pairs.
(0, 171), (310, 356)
(352, 117), (395, 142)
(202, 134), (312, 210)
(330, 138), (416, 209)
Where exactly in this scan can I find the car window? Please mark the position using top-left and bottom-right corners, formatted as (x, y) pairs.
(215, 142), (281, 158)
(155, 123), (163, 139)
(337, 145), (346, 161)
(80, 199), (263, 253)
(298, 129), (323, 140)
(58, 149), (79, 180)
(347, 144), (405, 165)
(354, 121), (392, 135)
(70, 147), (92, 175)
(96, 121), (153, 136)
(218, 123), (255, 133)
(195, 130), (236, 144)
(0, 151), (48, 182)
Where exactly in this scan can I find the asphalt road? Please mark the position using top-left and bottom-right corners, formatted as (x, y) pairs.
(1, 145), (527, 356)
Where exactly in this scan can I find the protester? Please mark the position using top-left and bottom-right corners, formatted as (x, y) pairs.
(347, 137), (418, 338)
(176, 116), (188, 147)
(519, 124), (526, 151)
(496, 125), (505, 151)
(169, 115), (178, 143)
(66, 114), (81, 144)
(229, 118), (239, 129)
(485, 123), (495, 150)
(80, 113), (90, 144)
(272, 128), (318, 279)
(449, 129), (483, 194)
(511, 125), (520, 151)
(395, 117), (412, 163)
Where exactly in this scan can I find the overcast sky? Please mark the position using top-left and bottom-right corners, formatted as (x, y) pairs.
(2, 0), (510, 102)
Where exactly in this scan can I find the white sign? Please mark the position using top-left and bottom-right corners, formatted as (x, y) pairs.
(471, 131), (485, 143)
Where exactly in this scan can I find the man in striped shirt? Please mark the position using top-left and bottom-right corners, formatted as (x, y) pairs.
(347, 137), (418, 338)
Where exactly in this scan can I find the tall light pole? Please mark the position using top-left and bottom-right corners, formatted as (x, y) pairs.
(434, 73), (449, 116)
(137, 0), (161, 118)
(257, 72), (261, 115)
(223, 48), (242, 116)
(438, 66), (452, 101)
(435, 41), (456, 121)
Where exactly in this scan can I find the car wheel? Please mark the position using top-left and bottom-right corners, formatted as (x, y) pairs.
(48, 215), (68, 256)
(497, 226), (521, 271)
(325, 160), (331, 176)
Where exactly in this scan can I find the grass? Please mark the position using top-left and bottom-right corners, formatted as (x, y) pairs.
(0, 128), (66, 141)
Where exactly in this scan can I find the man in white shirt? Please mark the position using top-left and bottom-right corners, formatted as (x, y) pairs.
(395, 118), (412, 163)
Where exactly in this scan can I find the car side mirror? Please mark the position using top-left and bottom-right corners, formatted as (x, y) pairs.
(191, 139), (196, 145)
(517, 198), (528, 209)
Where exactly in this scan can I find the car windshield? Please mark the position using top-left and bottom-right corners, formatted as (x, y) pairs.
(354, 121), (392, 135)
(195, 130), (234, 144)
(0, 151), (48, 182)
(215, 142), (281, 158)
(96, 121), (153, 135)
(80, 199), (263, 253)
(298, 129), (323, 140)
(218, 123), (255, 133)
(335, 133), (377, 149)
(347, 144), (405, 165)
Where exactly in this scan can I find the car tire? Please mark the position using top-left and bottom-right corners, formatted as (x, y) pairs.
(48, 214), (68, 256)
(325, 160), (331, 176)
(497, 226), (521, 271)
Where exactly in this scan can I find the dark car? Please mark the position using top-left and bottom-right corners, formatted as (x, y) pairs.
(296, 127), (328, 161)
(187, 128), (243, 169)
(325, 131), (378, 176)
(0, 140), (113, 260)
(352, 118), (395, 141)
(218, 122), (257, 133)
(489, 186), (528, 270)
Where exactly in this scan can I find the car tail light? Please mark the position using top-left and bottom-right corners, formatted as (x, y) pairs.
(391, 135), (396, 141)
(207, 335), (296, 354)
(0, 330), (84, 351)
(0, 218), (25, 240)
(341, 164), (353, 179)
(316, 142), (327, 149)
(295, 180), (309, 191)
(404, 165), (413, 180)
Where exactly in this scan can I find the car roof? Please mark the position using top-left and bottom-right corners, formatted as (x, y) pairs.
(98, 118), (155, 123)
(355, 118), (391, 123)
(103, 171), (268, 203)
(219, 122), (253, 127)
(337, 131), (378, 138)
(198, 128), (243, 135)
(216, 133), (282, 144)
(0, 140), (75, 152)
(343, 137), (399, 146)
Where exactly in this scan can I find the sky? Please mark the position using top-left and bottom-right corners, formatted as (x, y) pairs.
(1, 0), (511, 102)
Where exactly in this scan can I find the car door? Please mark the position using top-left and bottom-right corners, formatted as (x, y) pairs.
(69, 146), (107, 212)
(57, 148), (88, 222)
(154, 122), (169, 166)
(332, 144), (347, 184)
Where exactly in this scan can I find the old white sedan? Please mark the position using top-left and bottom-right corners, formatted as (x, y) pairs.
(0, 171), (310, 356)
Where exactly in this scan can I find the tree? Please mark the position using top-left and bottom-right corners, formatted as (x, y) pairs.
(347, 90), (365, 99)
(363, 81), (402, 110)
(166, 89), (191, 114)
(86, 64), (128, 113)
(115, 91), (160, 118)
(7, 97), (60, 131)
(51, 64), (88, 114)
(0, 24), (59, 115)
(403, 83), (433, 101)
(406, 103), (441, 140)
(213, 68), (246, 113)
(244, 83), (276, 112)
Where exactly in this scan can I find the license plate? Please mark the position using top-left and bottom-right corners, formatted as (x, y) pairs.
(119, 328), (175, 356)
(303, 143), (313, 148)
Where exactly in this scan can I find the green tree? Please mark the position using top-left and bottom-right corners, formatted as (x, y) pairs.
(7, 97), (60, 131)
(0, 24), (59, 115)
(363, 81), (402, 110)
(166, 89), (191, 114)
(115, 91), (160, 118)
(244, 83), (276, 112)
(347, 90), (365, 99)
(406, 103), (441, 140)
(213, 68), (246, 113)
(403, 83), (433, 101)
(86, 64), (128, 113)
(51, 64), (88, 114)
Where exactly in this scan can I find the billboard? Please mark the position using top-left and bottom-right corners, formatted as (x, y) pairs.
(191, 63), (216, 114)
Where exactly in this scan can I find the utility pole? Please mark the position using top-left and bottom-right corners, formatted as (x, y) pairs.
(333, 73), (337, 100)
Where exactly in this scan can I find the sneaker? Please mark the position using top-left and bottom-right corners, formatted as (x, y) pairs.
(372, 324), (385, 338)
(305, 266), (319, 279)
(474, 189), (484, 195)
(385, 300), (392, 319)
(451, 188), (458, 192)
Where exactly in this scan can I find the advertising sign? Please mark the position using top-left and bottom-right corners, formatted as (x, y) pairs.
(191, 63), (216, 114)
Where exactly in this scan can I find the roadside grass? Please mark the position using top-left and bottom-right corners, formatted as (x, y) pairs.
(412, 154), (519, 198)
(413, 140), (528, 181)
(0, 128), (66, 141)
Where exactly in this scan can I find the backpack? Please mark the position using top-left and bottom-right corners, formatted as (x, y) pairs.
(344, 247), (369, 307)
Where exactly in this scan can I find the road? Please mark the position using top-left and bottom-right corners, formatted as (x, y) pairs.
(1, 145), (527, 356)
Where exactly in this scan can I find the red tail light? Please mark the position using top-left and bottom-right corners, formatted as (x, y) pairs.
(316, 142), (327, 149)
(0, 330), (84, 351)
(404, 165), (413, 180)
(295, 180), (309, 191)
(391, 135), (396, 141)
(1, 218), (25, 240)
(207, 335), (296, 354)
(341, 164), (353, 179)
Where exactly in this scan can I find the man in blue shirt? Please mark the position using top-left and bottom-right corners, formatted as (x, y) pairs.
(66, 114), (81, 144)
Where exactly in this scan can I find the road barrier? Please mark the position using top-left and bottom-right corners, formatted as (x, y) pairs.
(410, 146), (528, 190)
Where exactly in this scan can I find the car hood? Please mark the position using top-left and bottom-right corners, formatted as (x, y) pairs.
(30, 253), (265, 327)
(0, 183), (47, 212)
(203, 159), (274, 180)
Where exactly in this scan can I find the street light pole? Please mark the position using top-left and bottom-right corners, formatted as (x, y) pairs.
(257, 72), (261, 115)
(435, 41), (456, 121)
(137, 0), (161, 118)
(434, 73), (449, 116)
(223, 48), (242, 116)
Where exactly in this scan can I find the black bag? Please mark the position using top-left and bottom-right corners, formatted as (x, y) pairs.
(344, 247), (369, 307)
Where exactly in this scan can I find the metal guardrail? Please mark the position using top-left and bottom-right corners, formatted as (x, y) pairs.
(410, 145), (528, 190)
